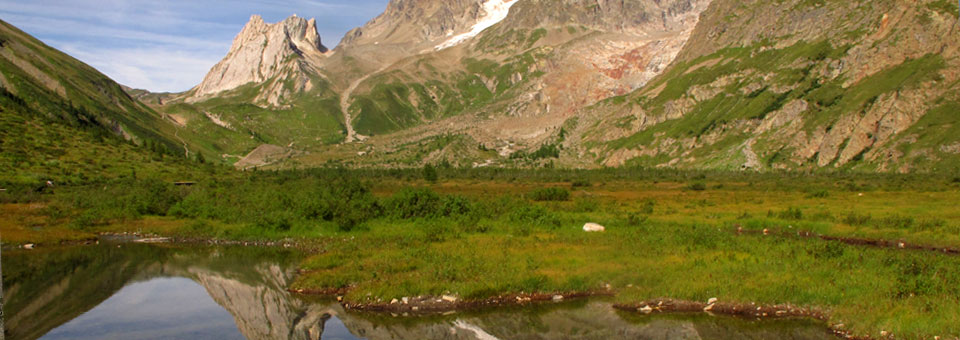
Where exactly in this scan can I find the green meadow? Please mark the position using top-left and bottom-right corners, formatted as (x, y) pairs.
(3, 168), (960, 339)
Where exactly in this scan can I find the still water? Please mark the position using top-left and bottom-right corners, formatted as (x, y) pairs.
(3, 243), (839, 340)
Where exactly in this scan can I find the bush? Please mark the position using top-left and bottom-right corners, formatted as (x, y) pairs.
(687, 182), (707, 191)
(843, 212), (872, 226)
(68, 211), (99, 230)
(528, 187), (570, 201)
(327, 180), (381, 230)
(423, 164), (438, 183)
(571, 179), (592, 188)
(807, 189), (830, 198)
(770, 207), (804, 220)
(255, 211), (294, 232)
(509, 204), (560, 229)
(422, 219), (459, 242)
(439, 195), (472, 216)
(386, 188), (442, 219)
(626, 212), (649, 226)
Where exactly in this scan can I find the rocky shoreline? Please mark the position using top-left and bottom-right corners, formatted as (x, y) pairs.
(289, 289), (612, 314)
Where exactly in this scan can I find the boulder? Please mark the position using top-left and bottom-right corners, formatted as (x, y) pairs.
(583, 223), (606, 232)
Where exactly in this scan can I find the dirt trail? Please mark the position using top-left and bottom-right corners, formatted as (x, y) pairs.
(171, 120), (190, 158)
(340, 66), (390, 143)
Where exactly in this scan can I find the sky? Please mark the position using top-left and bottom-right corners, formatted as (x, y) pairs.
(0, 0), (390, 93)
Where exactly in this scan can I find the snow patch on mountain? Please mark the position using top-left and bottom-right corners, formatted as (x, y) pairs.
(436, 0), (519, 50)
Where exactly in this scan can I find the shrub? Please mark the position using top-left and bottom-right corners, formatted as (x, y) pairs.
(187, 220), (213, 234)
(255, 211), (294, 232)
(640, 199), (656, 214)
(439, 195), (472, 216)
(68, 211), (98, 230)
(386, 188), (442, 219)
(571, 179), (592, 188)
(423, 164), (438, 183)
(528, 187), (570, 201)
(843, 212), (872, 226)
(770, 207), (804, 220)
(687, 182), (707, 191)
(626, 212), (649, 226)
(509, 204), (560, 229)
(422, 219), (459, 242)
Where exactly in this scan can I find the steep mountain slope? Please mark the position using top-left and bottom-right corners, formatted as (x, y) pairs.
(290, 0), (713, 168)
(150, 15), (344, 164)
(574, 0), (960, 172)
(147, 0), (960, 172)
(0, 19), (202, 184)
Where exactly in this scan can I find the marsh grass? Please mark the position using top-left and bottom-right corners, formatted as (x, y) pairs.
(4, 169), (960, 338)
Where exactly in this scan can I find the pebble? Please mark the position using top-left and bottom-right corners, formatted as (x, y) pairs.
(23, 243), (35, 250)
(442, 295), (458, 303)
(552, 295), (564, 302)
(390, 298), (399, 304)
(402, 297), (409, 304)
(707, 297), (718, 305)
(639, 305), (653, 314)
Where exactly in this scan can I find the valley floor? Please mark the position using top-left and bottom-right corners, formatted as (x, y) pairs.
(3, 170), (960, 339)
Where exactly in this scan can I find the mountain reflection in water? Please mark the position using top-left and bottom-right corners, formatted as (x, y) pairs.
(2, 244), (838, 340)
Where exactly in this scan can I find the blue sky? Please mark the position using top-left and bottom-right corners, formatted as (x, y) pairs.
(0, 0), (389, 92)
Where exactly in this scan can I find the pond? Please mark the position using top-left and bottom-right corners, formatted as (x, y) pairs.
(2, 243), (839, 340)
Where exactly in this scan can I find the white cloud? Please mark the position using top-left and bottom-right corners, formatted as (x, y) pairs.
(50, 41), (220, 92)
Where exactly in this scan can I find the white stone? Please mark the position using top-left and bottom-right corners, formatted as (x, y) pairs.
(552, 295), (564, 301)
(391, 298), (399, 304)
(707, 297), (718, 305)
(442, 295), (458, 303)
(639, 305), (653, 314)
(583, 223), (606, 232)
(23, 243), (35, 250)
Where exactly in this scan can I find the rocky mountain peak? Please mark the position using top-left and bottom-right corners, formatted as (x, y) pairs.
(339, 0), (492, 48)
(192, 14), (328, 98)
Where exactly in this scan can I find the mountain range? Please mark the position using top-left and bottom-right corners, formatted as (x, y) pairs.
(2, 0), (959, 179)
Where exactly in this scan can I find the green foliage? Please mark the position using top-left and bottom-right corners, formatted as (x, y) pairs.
(385, 188), (443, 219)
(570, 179), (592, 188)
(528, 187), (571, 201)
(511, 143), (561, 161)
(926, 0), (959, 18)
(770, 207), (804, 220)
(423, 163), (439, 183)
(687, 182), (707, 191)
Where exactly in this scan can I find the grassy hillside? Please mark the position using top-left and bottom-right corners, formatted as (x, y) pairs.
(580, 0), (960, 172)
(160, 74), (346, 163)
(0, 19), (215, 184)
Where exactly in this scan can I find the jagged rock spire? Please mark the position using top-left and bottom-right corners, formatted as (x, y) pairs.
(193, 15), (327, 98)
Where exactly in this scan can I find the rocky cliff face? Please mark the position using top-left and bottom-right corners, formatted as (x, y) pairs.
(192, 15), (328, 99)
(573, 0), (960, 172)
(340, 0), (489, 49)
